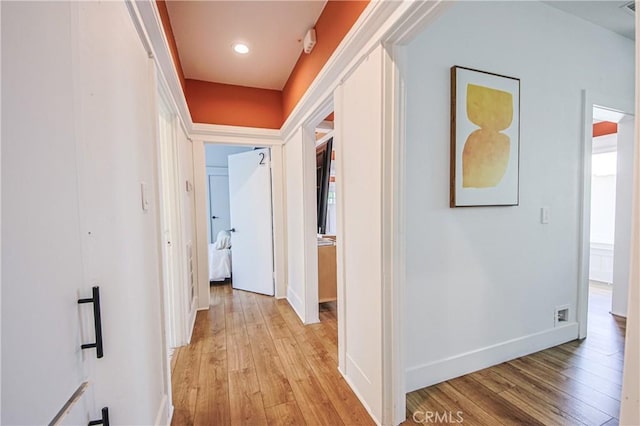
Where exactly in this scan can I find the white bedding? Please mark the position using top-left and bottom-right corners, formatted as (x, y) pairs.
(209, 244), (232, 281)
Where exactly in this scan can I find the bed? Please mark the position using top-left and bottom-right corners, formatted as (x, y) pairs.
(209, 230), (232, 281)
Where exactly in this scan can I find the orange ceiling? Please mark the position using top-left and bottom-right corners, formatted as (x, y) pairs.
(157, 0), (368, 129)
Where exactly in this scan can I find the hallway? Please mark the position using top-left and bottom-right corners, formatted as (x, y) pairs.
(404, 283), (626, 425)
(170, 284), (374, 425)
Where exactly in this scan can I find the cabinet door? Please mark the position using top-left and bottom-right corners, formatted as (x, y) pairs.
(1, 2), (92, 424)
(72, 1), (167, 423)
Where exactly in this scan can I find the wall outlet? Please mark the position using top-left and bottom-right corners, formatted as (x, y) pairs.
(554, 305), (570, 326)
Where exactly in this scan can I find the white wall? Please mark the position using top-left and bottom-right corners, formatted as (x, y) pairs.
(404, 1), (634, 391)
(591, 173), (617, 245)
(590, 148), (617, 284)
(613, 117), (635, 316)
(205, 144), (253, 168)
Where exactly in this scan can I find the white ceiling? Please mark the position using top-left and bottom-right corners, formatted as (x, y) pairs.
(166, 1), (327, 90)
(543, 1), (635, 40)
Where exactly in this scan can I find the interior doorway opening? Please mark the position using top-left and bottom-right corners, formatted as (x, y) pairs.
(586, 106), (634, 322)
(315, 115), (338, 316)
(204, 143), (276, 297)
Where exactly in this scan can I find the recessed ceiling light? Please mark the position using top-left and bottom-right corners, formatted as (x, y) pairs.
(233, 43), (249, 54)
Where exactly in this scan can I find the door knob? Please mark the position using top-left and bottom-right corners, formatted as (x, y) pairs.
(212, 216), (218, 219)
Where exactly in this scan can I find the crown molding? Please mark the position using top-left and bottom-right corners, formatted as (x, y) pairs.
(190, 123), (282, 146)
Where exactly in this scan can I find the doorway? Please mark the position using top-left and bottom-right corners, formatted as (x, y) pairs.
(204, 143), (276, 296)
(315, 116), (338, 320)
(581, 102), (634, 340)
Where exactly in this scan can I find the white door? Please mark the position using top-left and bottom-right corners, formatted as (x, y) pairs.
(209, 174), (231, 242)
(228, 149), (275, 296)
(73, 1), (167, 423)
(2, 3), (93, 423)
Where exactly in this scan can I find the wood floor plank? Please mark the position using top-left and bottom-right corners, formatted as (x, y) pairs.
(171, 339), (201, 424)
(264, 401), (307, 426)
(428, 382), (503, 426)
(404, 389), (453, 426)
(494, 363), (596, 425)
(273, 336), (345, 426)
(550, 345), (624, 373)
(447, 375), (545, 425)
(514, 356), (623, 401)
(305, 351), (374, 425)
(529, 349), (623, 386)
(228, 367), (268, 426)
(308, 322), (339, 363)
(193, 350), (231, 426)
(245, 322), (296, 409)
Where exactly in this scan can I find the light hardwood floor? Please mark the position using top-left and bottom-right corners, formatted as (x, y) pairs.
(170, 283), (374, 426)
(404, 283), (626, 426)
(172, 283), (625, 425)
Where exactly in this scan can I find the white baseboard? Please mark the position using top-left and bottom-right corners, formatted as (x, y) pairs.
(341, 367), (383, 426)
(187, 307), (198, 344)
(287, 286), (305, 322)
(154, 394), (170, 426)
(405, 323), (579, 392)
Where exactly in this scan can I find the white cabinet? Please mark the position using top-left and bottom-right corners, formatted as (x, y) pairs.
(2, 1), (167, 424)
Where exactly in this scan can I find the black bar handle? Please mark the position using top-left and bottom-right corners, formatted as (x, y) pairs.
(88, 407), (109, 426)
(78, 286), (104, 358)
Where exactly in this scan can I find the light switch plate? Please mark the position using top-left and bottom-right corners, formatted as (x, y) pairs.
(141, 182), (150, 212)
(541, 206), (550, 224)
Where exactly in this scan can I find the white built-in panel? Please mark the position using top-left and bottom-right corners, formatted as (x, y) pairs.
(336, 45), (384, 422)
(1, 3), (89, 424)
(72, 1), (166, 423)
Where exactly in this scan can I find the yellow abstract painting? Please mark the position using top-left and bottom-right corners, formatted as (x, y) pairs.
(450, 66), (520, 207)
(463, 84), (513, 188)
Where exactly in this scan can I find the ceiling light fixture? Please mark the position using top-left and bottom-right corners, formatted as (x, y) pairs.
(233, 43), (249, 54)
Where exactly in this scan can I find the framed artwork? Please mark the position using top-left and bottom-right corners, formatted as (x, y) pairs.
(450, 66), (520, 207)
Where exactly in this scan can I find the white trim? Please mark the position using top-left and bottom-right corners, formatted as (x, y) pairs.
(301, 122), (320, 325)
(133, 1), (191, 133)
(405, 323), (579, 393)
(315, 130), (334, 147)
(206, 166), (229, 177)
(286, 286), (305, 321)
(187, 305), (197, 344)
(191, 123), (282, 145)
(383, 0), (452, 46)
(381, 42), (407, 426)
(154, 394), (170, 426)
(192, 139), (211, 310)
(333, 83), (347, 374)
